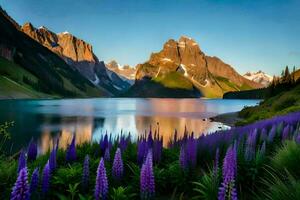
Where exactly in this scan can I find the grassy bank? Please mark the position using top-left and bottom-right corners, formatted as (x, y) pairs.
(1, 112), (300, 199)
(237, 84), (300, 125)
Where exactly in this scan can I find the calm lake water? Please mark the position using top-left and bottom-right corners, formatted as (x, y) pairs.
(0, 98), (259, 153)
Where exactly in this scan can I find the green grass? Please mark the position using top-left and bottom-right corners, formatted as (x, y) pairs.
(0, 57), (103, 98)
(0, 76), (52, 98)
(153, 72), (193, 90)
(256, 142), (300, 200)
(0, 57), (38, 83)
(239, 83), (253, 91)
(215, 76), (239, 90)
(237, 84), (300, 125)
(0, 57), (54, 98)
(271, 141), (300, 178)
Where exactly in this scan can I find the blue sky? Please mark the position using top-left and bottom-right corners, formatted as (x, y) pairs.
(1, 0), (299, 75)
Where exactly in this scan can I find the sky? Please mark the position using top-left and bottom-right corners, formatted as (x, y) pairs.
(0, 0), (299, 76)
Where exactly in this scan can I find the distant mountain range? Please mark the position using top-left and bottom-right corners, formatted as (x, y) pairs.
(243, 71), (273, 86)
(0, 7), (269, 99)
(125, 36), (262, 98)
(105, 60), (135, 85)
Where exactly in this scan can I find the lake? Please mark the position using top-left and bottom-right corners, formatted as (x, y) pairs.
(0, 98), (259, 154)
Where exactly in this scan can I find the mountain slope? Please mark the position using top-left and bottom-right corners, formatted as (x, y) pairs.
(0, 7), (107, 98)
(130, 36), (262, 98)
(0, 57), (53, 99)
(21, 23), (130, 94)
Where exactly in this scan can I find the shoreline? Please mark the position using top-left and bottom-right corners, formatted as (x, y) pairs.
(210, 111), (242, 127)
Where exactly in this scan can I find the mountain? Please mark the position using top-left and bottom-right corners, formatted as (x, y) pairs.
(21, 23), (130, 94)
(243, 71), (273, 86)
(127, 36), (262, 98)
(106, 60), (136, 82)
(0, 7), (107, 99)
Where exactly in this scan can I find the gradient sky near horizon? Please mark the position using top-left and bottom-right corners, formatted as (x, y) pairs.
(1, 0), (299, 76)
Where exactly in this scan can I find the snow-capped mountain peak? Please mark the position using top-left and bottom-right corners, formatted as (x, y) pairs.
(105, 60), (136, 80)
(243, 70), (273, 86)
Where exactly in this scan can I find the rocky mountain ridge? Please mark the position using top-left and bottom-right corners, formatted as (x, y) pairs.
(21, 23), (131, 94)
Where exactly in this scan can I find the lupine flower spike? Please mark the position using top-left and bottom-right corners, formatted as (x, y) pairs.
(66, 135), (76, 162)
(27, 139), (37, 161)
(49, 148), (56, 172)
(140, 150), (155, 200)
(29, 168), (39, 194)
(112, 148), (124, 181)
(218, 146), (238, 200)
(104, 147), (110, 162)
(94, 158), (108, 200)
(10, 167), (30, 200)
(42, 161), (51, 194)
(82, 155), (90, 191)
(18, 150), (26, 173)
(179, 145), (187, 170)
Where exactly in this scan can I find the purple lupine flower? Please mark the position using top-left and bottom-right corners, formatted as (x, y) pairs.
(223, 146), (237, 182)
(103, 133), (108, 150)
(18, 150), (26, 173)
(231, 187), (238, 200)
(27, 139), (37, 161)
(268, 125), (276, 142)
(218, 180), (238, 200)
(147, 129), (154, 148)
(29, 168), (39, 194)
(10, 167), (30, 200)
(218, 145), (238, 200)
(153, 137), (162, 164)
(119, 135), (128, 152)
(66, 135), (76, 162)
(82, 155), (90, 191)
(244, 129), (257, 161)
(186, 137), (197, 168)
(100, 133), (109, 152)
(108, 134), (113, 151)
(179, 145), (187, 170)
(282, 125), (290, 141)
(112, 148), (124, 181)
(138, 139), (148, 165)
(94, 158), (108, 200)
(140, 150), (155, 200)
(42, 161), (51, 194)
(49, 149), (56, 172)
(104, 147), (110, 162)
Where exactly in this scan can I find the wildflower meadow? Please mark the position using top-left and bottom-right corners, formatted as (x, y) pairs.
(2, 111), (300, 199)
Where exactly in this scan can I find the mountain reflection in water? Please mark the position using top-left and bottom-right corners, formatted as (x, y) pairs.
(0, 98), (259, 153)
